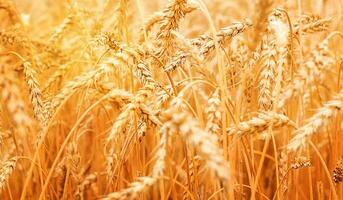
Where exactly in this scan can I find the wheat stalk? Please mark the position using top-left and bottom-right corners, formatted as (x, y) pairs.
(163, 99), (230, 181)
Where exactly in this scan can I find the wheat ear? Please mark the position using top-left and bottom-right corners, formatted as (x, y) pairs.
(227, 112), (296, 137)
(287, 90), (343, 151)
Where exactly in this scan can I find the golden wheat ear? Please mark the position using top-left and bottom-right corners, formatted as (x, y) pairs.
(287, 90), (343, 151)
(0, 157), (17, 190)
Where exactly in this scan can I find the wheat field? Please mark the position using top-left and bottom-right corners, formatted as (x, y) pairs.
(0, 0), (342, 199)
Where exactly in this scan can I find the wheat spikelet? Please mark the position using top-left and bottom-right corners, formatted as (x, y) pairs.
(258, 10), (288, 111)
(23, 61), (50, 126)
(104, 87), (134, 105)
(48, 12), (74, 45)
(163, 100), (230, 181)
(99, 85), (160, 127)
(164, 51), (190, 72)
(95, 32), (121, 51)
(105, 86), (157, 177)
(228, 38), (249, 83)
(271, 45), (287, 104)
(291, 156), (311, 169)
(51, 66), (110, 113)
(182, 155), (201, 200)
(135, 62), (156, 86)
(101, 176), (155, 200)
(156, 86), (173, 105)
(205, 88), (221, 134)
(75, 173), (98, 200)
(151, 129), (168, 177)
(269, 12), (289, 109)
(198, 19), (252, 57)
(137, 116), (148, 142)
(258, 36), (276, 111)
(294, 15), (331, 35)
(278, 36), (334, 109)
(106, 85), (154, 144)
(138, 103), (162, 126)
(278, 151), (289, 195)
(0, 157), (17, 190)
(140, 3), (196, 42)
(155, 0), (191, 59)
(301, 38), (334, 108)
(180, 115), (230, 181)
(188, 155), (200, 187)
(140, 11), (164, 41)
(106, 103), (134, 144)
(287, 90), (343, 151)
(0, 29), (31, 50)
(42, 63), (70, 92)
(242, 51), (261, 105)
(333, 159), (343, 184)
(294, 14), (321, 27)
(227, 111), (296, 137)
(66, 142), (81, 183)
(55, 163), (67, 199)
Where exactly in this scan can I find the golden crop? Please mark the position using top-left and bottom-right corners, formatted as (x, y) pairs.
(0, 0), (342, 199)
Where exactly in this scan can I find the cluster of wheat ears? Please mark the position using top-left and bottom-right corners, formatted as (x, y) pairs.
(0, 0), (342, 199)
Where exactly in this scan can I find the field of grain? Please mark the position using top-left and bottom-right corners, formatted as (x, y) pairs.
(0, 0), (342, 199)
